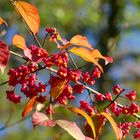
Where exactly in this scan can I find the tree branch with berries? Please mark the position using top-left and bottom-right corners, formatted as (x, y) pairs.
(0, 1), (140, 140)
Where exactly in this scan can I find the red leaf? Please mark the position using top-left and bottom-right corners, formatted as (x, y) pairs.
(85, 137), (94, 140)
(32, 112), (56, 128)
(22, 96), (37, 118)
(13, 1), (40, 34)
(23, 47), (32, 60)
(56, 120), (86, 140)
(0, 41), (10, 74)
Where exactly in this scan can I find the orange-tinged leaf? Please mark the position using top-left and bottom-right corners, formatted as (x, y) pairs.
(93, 114), (105, 140)
(56, 120), (86, 140)
(68, 107), (96, 139)
(50, 78), (68, 99)
(70, 35), (93, 49)
(90, 49), (113, 65)
(100, 112), (121, 140)
(13, 1), (40, 34)
(69, 47), (104, 72)
(12, 34), (26, 49)
(22, 96), (37, 118)
(0, 18), (7, 26)
(61, 35), (93, 50)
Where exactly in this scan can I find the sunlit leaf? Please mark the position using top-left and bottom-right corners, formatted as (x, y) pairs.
(0, 41), (10, 74)
(32, 112), (56, 128)
(93, 114), (105, 140)
(22, 96), (37, 118)
(0, 18), (7, 26)
(69, 47), (103, 72)
(13, 1), (40, 34)
(69, 47), (113, 73)
(68, 107), (96, 139)
(12, 34), (26, 49)
(70, 35), (93, 49)
(100, 112), (121, 140)
(90, 49), (113, 65)
(56, 120), (86, 140)
(61, 35), (93, 50)
(50, 78), (68, 99)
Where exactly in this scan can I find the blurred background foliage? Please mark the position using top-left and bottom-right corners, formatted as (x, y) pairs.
(0, 0), (140, 140)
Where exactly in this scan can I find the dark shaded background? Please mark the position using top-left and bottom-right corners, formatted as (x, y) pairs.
(0, 0), (140, 140)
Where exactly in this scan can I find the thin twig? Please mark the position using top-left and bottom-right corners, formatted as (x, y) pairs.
(10, 51), (28, 61)
(104, 88), (125, 109)
(0, 115), (31, 131)
(67, 50), (78, 69)
(42, 33), (48, 48)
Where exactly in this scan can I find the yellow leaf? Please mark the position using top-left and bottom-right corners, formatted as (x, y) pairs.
(0, 18), (8, 26)
(69, 47), (113, 73)
(50, 78), (67, 99)
(93, 114), (106, 140)
(22, 96), (37, 118)
(61, 35), (93, 50)
(90, 49), (113, 65)
(12, 34), (26, 49)
(70, 35), (93, 49)
(12, 1), (40, 34)
(69, 47), (104, 72)
(100, 112), (121, 140)
(68, 107), (96, 139)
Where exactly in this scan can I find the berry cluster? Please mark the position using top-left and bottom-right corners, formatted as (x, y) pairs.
(6, 64), (47, 103)
(45, 27), (58, 40)
(134, 121), (140, 138)
(29, 45), (48, 62)
(118, 122), (132, 138)
(118, 121), (140, 139)
(80, 100), (94, 116)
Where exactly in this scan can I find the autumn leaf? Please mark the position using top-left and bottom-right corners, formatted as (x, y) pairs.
(12, 34), (26, 49)
(69, 47), (113, 73)
(68, 107), (96, 139)
(90, 49), (113, 65)
(61, 35), (93, 50)
(50, 78), (68, 99)
(56, 120), (86, 140)
(70, 35), (93, 49)
(0, 18), (8, 26)
(0, 41), (10, 74)
(92, 114), (106, 140)
(100, 112), (121, 140)
(32, 112), (56, 128)
(22, 96), (37, 118)
(12, 1), (40, 34)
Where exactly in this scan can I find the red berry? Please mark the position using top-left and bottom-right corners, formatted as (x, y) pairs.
(95, 93), (104, 101)
(92, 67), (101, 78)
(6, 90), (21, 104)
(125, 90), (136, 101)
(105, 92), (112, 101)
(112, 84), (122, 95)
(73, 84), (85, 94)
